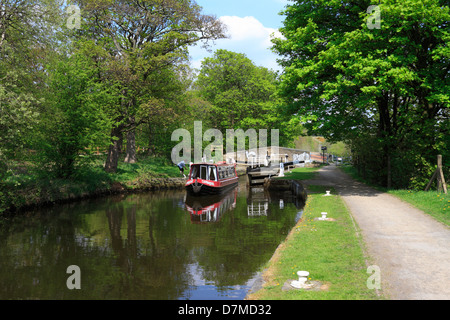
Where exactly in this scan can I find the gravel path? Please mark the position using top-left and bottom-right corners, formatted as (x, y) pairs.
(302, 165), (450, 300)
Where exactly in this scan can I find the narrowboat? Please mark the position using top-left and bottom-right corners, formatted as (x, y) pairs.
(185, 162), (239, 195)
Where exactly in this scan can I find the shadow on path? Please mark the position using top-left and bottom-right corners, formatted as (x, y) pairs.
(302, 164), (383, 197)
(302, 164), (450, 300)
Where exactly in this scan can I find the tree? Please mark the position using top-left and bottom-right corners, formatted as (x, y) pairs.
(138, 63), (194, 158)
(75, 0), (226, 172)
(273, 0), (450, 189)
(37, 52), (116, 178)
(0, 68), (40, 174)
(195, 49), (296, 147)
(0, 0), (61, 176)
(0, 0), (59, 52)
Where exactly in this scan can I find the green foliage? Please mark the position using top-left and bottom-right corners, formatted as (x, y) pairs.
(112, 156), (180, 183)
(0, 155), (181, 213)
(274, 0), (450, 189)
(75, 0), (227, 172)
(36, 53), (116, 178)
(326, 142), (351, 158)
(195, 49), (299, 147)
(0, 0), (63, 193)
(0, 68), (40, 160)
(196, 49), (277, 129)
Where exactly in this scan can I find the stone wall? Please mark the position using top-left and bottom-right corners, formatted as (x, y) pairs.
(263, 178), (307, 202)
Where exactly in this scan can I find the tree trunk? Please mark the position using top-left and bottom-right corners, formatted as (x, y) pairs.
(124, 128), (137, 163)
(117, 133), (123, 154)
(146, 124), (154, 156)
(105, 125), (123, 173)
(377, 93), (392, 189)
(387, 152), (392, 189)
(124, 116), (137, 163)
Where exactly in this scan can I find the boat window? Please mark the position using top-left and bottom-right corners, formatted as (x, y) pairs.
(191, 166), (199, 179)
(200, 165), (208, 180)
(209, 166), (217, 181)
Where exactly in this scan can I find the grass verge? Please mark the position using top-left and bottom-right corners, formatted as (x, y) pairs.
(387, 190), (450, 226)
(247, 185), (383, 300)
(275, 165), (323, 181)
(339, 165), (449, 227)
(0, 156), (183, 214)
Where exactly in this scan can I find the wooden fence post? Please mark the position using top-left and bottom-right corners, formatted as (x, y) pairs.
(425, 155), (447, 194)
(437, 155), (447, 194)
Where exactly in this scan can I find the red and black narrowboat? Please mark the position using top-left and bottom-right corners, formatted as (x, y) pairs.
(185, 162), (239, 195)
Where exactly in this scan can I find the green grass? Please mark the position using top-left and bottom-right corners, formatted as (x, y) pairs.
(104, 156), (181, 183)
(276, 165), (322, 181)
(0, 155), (182, 213)
(248, 185), (382, 300)
(387, 190), (450, 226)
(339, 165), (449, 226)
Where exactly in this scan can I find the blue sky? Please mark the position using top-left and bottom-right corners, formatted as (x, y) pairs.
(188, 0), (290, 72)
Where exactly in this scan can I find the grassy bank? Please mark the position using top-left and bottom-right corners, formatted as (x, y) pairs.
(340, 165), (449, 226)
(276, 165), (323, 181)
(387, 190), (450, 226)
(248, 185), (382, 300)
(0, 156), (184, 214)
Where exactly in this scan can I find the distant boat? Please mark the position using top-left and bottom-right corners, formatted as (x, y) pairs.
(185, 162), (239, 195)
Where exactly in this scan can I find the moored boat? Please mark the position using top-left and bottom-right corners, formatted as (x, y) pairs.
(185, 162), (239, 195)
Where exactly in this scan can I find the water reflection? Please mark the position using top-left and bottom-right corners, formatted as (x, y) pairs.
(0, 178), (305, 300)
(247, 187), (305, 218)
(185, 189), (237, 224)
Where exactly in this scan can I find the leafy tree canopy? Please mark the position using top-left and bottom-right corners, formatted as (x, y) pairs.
(273, 0), (449, 188)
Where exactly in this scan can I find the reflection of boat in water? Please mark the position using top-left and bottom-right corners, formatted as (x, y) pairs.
(185, 162), (239, 195)
(185, 188), (237, 224)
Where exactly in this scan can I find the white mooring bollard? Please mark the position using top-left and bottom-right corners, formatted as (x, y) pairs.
(291, 271), (310, 289)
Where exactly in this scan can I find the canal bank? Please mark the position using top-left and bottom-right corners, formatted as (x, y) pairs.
(1, 175), (187, 215)
(0, 176), (305, 299)
(1, 160), (252, 215)
(247, 164), (450, 300)
(310, 165), (450, 300)
(245, 182), (381, 300)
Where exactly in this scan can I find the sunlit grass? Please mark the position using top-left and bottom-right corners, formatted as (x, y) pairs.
(388, 190), (449, 226)
(248, 185), (382, 300)
(276, 165), (322, 181)
(1, 155), (181, 213)
(339, 165), (449, 226)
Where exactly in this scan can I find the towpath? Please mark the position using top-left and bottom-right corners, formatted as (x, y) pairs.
(302, 164), (450, 300)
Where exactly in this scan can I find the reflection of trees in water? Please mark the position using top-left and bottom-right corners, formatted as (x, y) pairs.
(0, 188), (303, 299)
(0, 203), (93, 299)
(188, 189), (304, 289)
(103, 194), (191, 300)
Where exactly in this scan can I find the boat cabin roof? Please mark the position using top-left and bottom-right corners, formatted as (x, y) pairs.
(190, 162), (234, 167)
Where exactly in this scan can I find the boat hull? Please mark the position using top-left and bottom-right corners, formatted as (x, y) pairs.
(185, 178), (238, 196)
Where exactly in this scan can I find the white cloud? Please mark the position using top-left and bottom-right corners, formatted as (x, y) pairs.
(188, 15), (284, 72)
(220, 16), (282, 49)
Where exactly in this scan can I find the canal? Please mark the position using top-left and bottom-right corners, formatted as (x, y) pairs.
(0, 177), (304, 300)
